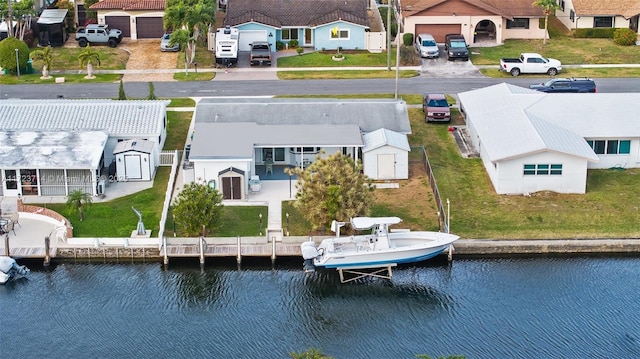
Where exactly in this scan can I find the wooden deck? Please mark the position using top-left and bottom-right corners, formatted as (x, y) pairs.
(1, 247), (57, 258)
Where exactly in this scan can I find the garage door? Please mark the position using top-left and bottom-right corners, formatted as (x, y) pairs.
(238, 30), (267, 51)
(106, 16), (131, 37)
(136, 17), (164, 38)
(414, 24), (461, 43)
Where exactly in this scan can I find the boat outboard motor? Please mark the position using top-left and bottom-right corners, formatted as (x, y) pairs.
(300, 241), (319, 273)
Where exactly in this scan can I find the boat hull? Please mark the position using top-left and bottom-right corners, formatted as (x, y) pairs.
(313, 231), (458, 269)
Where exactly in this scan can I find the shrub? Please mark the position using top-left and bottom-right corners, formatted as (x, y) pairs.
(296, 47), (304, 55)
(613, 28), (637, 46)
(289, 39), (299, 48)
(573, 28), (615, 38)
(399, 44), (420, 66)
(403, 33), (414, 46)
(0, 37), (29, 74)
(276, 41), (285, 51)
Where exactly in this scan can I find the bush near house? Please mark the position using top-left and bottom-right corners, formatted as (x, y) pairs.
(613, 28), (638, 46)
(573, 28), (615, 38)
(403, 33), (414, 46)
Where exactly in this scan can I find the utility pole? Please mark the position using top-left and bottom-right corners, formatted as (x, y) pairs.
(386, 0), (391, 71)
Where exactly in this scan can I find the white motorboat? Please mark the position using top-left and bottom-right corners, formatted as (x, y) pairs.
(0, 256), (30, 284)
(301, 217), (459, 273)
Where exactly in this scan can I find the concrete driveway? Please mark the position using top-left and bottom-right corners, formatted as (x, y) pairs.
(419, 46), (484, 78)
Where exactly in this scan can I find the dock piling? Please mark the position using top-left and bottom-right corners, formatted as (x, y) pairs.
(44, 236), (50, 267)
(236, 236), (242, 265)
(4, 234), (9, 256)
(199, 237), (205, 265)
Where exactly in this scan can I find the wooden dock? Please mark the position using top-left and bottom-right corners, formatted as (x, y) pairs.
(164, 243), (302, 257)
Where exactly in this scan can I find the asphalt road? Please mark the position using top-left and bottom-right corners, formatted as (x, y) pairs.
(3, 77), (640, 99)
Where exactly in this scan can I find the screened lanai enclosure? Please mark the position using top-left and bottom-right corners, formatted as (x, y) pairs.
(0, 131), (107, 197)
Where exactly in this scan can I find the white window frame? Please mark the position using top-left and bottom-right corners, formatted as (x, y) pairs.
(330, 28), (350, 40)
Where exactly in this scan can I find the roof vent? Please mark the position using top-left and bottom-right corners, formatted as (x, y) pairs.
(132, 141), (137, 147)
(41, 147), (53, 155)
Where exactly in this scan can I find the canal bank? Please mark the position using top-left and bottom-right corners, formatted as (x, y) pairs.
(9, 237), (640, 264)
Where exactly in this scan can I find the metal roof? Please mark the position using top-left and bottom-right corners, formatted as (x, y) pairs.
(113, 139), (154, 155)
(194, 98), (411, 134)
(191, 122), (363, 160)
(0, 131), (108, 169)
(363, 128), (411, 152)
(0, 99), (169, 137)
(458, 83), (600, 162)
(37, 9), (69, 25)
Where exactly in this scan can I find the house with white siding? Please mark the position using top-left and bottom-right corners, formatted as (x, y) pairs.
(0, 99), (169, 197)
(458, 83), (640, 194)
(188, 98), (411, 200)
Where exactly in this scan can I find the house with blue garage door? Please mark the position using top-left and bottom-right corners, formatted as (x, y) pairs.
(221, 0), (386, 52)
(458, 83), (640, 195)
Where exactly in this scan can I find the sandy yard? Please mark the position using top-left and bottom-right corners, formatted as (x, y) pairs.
(119, 39), (178, 82)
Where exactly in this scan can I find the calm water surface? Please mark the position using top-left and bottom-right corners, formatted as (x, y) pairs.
(2, 256), (640, 359)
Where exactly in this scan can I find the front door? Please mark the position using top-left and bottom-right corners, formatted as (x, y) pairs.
(304, 28), (312, 46)
(3, 170), (20, 197)
(222, 176), (242, 200)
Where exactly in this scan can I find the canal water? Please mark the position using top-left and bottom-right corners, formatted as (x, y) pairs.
(3, 256), (640, 359)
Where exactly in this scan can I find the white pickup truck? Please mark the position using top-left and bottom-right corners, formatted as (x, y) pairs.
(499, 52), (562, 76)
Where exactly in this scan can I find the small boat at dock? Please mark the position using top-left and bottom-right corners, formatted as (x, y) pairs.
(0, 256), (30, 284)
(301, 217), (459, 275)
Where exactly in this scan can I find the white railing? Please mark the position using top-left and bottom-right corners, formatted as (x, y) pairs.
(157, 150), (179, 249)
(160, 150), (178, 166)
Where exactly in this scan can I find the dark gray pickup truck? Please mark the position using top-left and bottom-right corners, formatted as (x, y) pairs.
(249, 41), (272, 66)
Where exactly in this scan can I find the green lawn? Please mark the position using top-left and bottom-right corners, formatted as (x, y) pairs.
(0, 73), (122, 84)
(163, 111), (192, 151)
(277, 50), (398, 67)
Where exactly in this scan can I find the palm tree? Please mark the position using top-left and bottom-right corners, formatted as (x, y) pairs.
(170, 29), (191, 75)
(532, 0), (560, 45)
(66, 189), (93, 221)
(164, 0), (215, 65)
(78, 44), (101, 79)
(30, 45), (53, 79)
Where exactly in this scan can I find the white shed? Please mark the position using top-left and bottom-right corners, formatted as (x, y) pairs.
(362, 129), (410, 180)
(113, 139), (157, 181)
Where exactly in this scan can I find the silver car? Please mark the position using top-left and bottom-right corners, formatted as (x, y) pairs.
(160, 33), (179, 52)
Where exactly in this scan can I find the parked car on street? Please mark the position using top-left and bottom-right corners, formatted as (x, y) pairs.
(529, 77), (597, 93)
(160, 33), (180, 52)
(499, 52), (562, 77)
(423, 93), (451, 122)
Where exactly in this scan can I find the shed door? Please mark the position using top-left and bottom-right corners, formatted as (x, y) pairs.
(136, 17), (164, 38)
(106, 16), (131, 37)
(222, 176), (241, 199)
(377, 154), (395, 179)
(125, 155), (142, 179)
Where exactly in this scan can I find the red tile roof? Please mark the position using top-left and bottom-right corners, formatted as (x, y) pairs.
(89, 0), (166, 11)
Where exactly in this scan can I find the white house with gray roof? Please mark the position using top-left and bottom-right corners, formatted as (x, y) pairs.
(0, 99), (169, 197)
(189, 98), (411, 200)
(458, 83), (640, 194)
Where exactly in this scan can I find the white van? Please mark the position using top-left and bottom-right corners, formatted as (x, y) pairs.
(415, 33), (439, 58)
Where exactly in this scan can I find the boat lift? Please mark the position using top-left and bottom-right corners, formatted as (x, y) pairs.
(336, 263), (397, 283)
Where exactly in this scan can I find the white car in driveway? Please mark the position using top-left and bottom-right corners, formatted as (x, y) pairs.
(160, 33), (180, 52)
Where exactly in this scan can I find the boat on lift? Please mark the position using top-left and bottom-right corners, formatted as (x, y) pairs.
(0, 256), (30, 284)
(301, 217), (459, 277)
